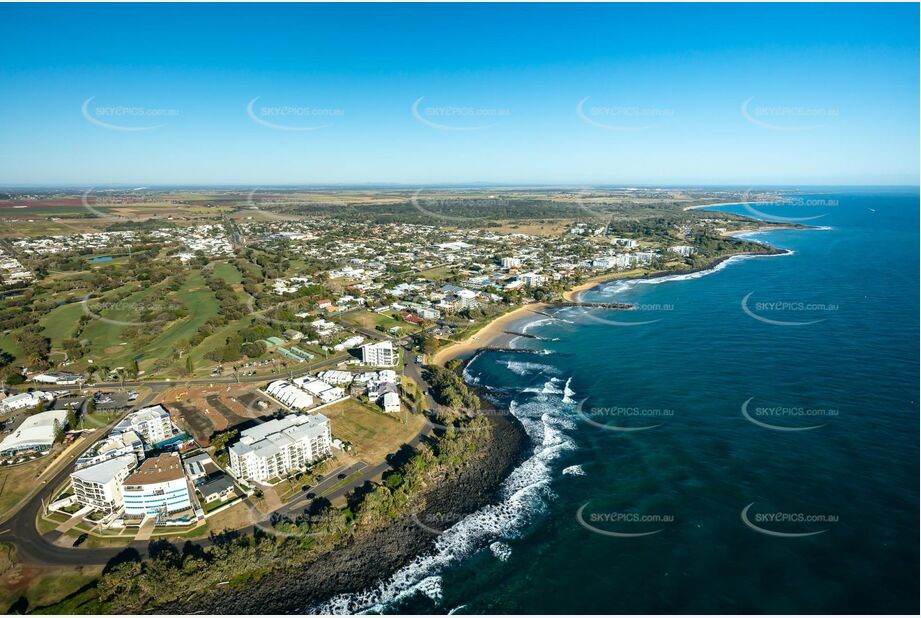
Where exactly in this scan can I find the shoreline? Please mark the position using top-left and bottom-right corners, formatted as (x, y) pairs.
(155, 402), (530, 614)
(431, 302), (550, 366)
(435, 227), (792, 363)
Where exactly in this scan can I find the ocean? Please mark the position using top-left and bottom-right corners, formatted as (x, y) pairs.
(322, 189), (919, 614)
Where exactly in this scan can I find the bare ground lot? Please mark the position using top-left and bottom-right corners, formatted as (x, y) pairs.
(159, 385), (273, 445)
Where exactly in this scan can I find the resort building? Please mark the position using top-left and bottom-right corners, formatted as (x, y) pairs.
(111, 405), (173, 446)
(0, 408), (68, 456)
(228, 414), (332, 482)
(122, 453), (192, 518)
(70, 454), (135, 514)
(360, 341), (398, 367)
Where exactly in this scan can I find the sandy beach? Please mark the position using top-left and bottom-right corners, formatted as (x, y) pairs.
(432, 302), (550, 366)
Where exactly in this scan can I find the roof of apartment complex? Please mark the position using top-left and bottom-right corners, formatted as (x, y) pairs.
(0, 408), (68, 454)
(124, 453), (184, 486)
(112, 404), (169, 433)
(230, 414), (329, 460)
(71, 454), (135, 485)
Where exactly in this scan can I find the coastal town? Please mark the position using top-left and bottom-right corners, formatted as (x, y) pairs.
(0, 187), (786, 611)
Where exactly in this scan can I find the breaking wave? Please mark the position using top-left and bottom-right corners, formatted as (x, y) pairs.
(313, 387), (576, 614)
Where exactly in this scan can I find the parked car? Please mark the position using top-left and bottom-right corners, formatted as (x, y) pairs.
(72, 533), (89, 547)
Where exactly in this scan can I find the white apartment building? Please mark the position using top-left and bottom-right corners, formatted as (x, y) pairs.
(122, 453), (192, 518)
(501, 257), (522, 269)
(361, 341), (398, 367)
(669, 245), (696, 257)
(228, 414), (332, 482)
(111, 405), (173, 446)
(70, 454), (136, 514)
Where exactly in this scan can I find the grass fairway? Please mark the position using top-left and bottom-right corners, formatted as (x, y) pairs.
(137, 271), (219, 373)
(40, 302), (84, 344)
(211, 261), (242, 285)
(322, 398), (425, 463)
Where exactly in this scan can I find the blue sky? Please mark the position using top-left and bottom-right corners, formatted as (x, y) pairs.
(0, 3), (917, 186)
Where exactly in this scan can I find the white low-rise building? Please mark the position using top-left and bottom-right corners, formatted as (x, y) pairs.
(228, 414), (332, 482)
(266, 380), (314, 410)
(381, 391), (401, 413)
(317, 370), (353, 386)
(0, 391), (54, 414)
(71, 454), (136, 514)
(293, 377), (344, 404)
(0, 408), (68, 456)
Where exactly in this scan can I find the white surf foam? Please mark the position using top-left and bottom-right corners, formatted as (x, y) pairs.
(313, 393), (576, 614)
(562, 464), (586, 476)
(490, 541), (512, 561)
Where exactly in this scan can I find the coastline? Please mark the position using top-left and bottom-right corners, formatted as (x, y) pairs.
(431, 302), (550, 367)
(435, 229), (791, 364)
(155, 402), (529, 614)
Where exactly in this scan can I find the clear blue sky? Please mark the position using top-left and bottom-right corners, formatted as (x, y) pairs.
(0, 3), (917, 186)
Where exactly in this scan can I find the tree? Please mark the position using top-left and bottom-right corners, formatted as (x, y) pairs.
(66, 403), (77, 430)
(53, 419), (64, 444)
(185, 356), (194, 375)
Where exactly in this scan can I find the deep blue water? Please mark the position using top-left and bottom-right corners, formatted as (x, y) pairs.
(325, 190), (919, 614)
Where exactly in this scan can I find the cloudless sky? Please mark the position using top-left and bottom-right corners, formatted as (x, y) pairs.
(0, 3), (918, 186)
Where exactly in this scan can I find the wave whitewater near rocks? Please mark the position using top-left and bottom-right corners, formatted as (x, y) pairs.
(313, 369), (580, 614)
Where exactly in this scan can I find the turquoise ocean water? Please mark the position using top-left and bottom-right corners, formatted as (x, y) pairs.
(321, 189), (919, 614)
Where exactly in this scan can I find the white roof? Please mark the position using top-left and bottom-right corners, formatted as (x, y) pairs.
(71, 455), (134, 484)
(0, 409), (68, 453)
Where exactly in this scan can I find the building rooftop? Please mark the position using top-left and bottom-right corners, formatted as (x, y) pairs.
(124, 453), (185, 485)
(71, 454), (134, 484)
(0, 408), (68, 454)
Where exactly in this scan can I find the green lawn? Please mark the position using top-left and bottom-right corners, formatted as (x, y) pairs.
(40, 302), (84, 345)
(340, 310), (422, 335)
(211, 261), (242, 285)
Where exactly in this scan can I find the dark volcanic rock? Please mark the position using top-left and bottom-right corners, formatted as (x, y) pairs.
(155, 405), (529, 615)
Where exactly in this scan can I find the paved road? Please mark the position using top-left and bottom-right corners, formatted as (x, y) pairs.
(0, 342), (439, 567)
